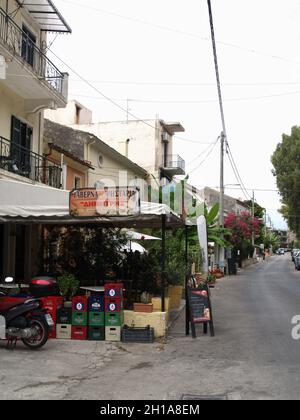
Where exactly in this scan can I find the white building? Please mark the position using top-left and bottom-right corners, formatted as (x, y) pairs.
(46, 100), (186, 184)
(0, 0), (71, 281)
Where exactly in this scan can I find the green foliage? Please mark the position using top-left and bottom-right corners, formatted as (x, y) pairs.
(271, 126), (300, 238)
(57, 273), (79, 301)
(44, 226), (128, 285)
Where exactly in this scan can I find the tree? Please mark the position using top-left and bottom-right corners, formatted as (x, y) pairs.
(271, 126), (300, 238)
(225, 212), (261, 259)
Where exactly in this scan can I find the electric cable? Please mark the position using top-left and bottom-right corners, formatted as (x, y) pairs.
(60, 0), (300, 66)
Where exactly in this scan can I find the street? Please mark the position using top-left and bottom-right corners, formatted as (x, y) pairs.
(1, 254), (300, 400)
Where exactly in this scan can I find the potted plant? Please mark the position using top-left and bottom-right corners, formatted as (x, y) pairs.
(207, 272), (216, 287)
(57, 273), (80, 307)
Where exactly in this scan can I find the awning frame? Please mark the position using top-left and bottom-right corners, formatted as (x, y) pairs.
(16, 0), (72, 33)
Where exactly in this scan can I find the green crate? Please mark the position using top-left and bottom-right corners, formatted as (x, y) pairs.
(72, 311), (88, 326)
(105, 312), (124, 327)
(89, 312), (105, 326)
(88, 326), (105, 341)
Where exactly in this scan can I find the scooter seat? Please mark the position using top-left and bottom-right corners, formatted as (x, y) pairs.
(0, 299), (28, 314)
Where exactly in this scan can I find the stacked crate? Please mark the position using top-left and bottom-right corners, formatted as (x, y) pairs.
(56, 307), (72, 339)
(105, 283), (124, 342)
(88, 295), (105, 341)
(40, 296), (63, 339)
(71, 296), (88, 340)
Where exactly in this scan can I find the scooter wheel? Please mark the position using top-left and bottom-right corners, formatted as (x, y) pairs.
(22, 317), (49, 350)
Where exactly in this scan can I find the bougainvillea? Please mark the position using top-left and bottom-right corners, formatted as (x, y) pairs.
(225, 211), (261, 247)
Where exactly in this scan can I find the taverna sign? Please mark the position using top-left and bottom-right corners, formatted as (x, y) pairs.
(70, 187), (141, 217)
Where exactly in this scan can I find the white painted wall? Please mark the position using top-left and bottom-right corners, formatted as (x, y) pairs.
(45, 100), (93, 126)
(0, 83), (42, 154)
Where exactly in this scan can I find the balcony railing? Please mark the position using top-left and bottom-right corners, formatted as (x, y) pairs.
(0, 135), (62, 189)
(163, 155), (186, 172)
(0, 7), (64, 95)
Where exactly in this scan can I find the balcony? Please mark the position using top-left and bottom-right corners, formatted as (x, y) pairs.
(0, 7), (68, 107)
(0, 135), (62, 189)
(161, 155), (186, 177)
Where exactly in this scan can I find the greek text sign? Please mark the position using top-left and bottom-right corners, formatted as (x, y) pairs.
(70, 187), (140, 217)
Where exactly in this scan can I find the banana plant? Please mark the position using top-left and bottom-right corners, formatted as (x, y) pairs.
(187, 203), (232, 248)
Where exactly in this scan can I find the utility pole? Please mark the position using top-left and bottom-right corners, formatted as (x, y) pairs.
(219, 132), (225, 266)
(207, 0), (227, 269)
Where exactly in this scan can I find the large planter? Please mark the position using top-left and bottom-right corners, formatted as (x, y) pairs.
(168, 285), (183, 309)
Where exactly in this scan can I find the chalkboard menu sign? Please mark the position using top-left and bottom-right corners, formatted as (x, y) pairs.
(188, 288), (211, 322)
(187, 286), (215, 338)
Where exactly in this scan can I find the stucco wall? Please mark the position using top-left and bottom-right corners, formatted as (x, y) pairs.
(87, 141), (145, 191)
(0, 84), (42, 154)
(71, 120), (160, 174)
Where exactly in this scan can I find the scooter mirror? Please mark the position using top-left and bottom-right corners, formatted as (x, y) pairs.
(4, 277), (14, 284)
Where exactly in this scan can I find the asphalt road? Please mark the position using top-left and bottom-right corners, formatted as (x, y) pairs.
(1, 254), (300, 400)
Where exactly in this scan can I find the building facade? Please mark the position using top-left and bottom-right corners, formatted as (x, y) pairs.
(45, 100), (186, 184)
(0, 0), (71, 281)
(44, 119), (150, 194)
(198, 187), (250, 216)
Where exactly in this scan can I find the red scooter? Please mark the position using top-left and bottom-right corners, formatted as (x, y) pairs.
(0, 277), (55, 350)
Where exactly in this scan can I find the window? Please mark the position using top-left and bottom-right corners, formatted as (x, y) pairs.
(21, 25), (36, 67)
(98, 154), (104, 168)
(10, 116), (32, 177)
(74, 176), (81, 189)
(75, 105), (82, 124)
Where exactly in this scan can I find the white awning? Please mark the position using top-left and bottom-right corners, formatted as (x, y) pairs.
(0, 179), (69, 218)
(0, 179), (185, 228)
(16, 0), (72, 33)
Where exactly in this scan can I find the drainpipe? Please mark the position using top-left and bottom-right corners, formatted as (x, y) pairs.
(87, 138), (95, 186)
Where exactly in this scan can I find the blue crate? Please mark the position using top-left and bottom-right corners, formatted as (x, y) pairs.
(88, 295), (105, 312)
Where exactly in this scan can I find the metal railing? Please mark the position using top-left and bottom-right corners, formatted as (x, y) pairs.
(0, 7), (64, 95)
(164, 154), (186, 172)
(0, 135), (62, 189)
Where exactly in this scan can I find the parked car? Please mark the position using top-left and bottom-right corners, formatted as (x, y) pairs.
(276, 248), (285, 255)
(295, 252), (300, 270)
(292, 249), (300, 262)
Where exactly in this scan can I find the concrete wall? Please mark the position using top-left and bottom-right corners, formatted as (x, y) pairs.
(87, 141), (145, 191)
(70, 120), (159, 174)
(45, 101), (93, 126)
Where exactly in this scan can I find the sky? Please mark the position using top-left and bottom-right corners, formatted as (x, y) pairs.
(50, 0), (300, 230)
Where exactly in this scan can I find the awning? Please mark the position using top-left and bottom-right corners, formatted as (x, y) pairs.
(16, 0), (72, 33)
(0, 179), (69, 218)
(0, 179), (185, 228)
(123, 230), (162, 241)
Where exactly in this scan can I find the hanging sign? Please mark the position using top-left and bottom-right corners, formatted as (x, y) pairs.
(70, 187), (140, 217)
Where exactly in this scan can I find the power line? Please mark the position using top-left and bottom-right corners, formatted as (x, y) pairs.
(60, 0), (300, 66)
(226, 144), (252, 200)
(69, 89), (300, 104)
(68, 79), (300, 87)
(187, 137), (219, 175)
(186, 136), (220, 167)
(48, 49), (177, 135)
